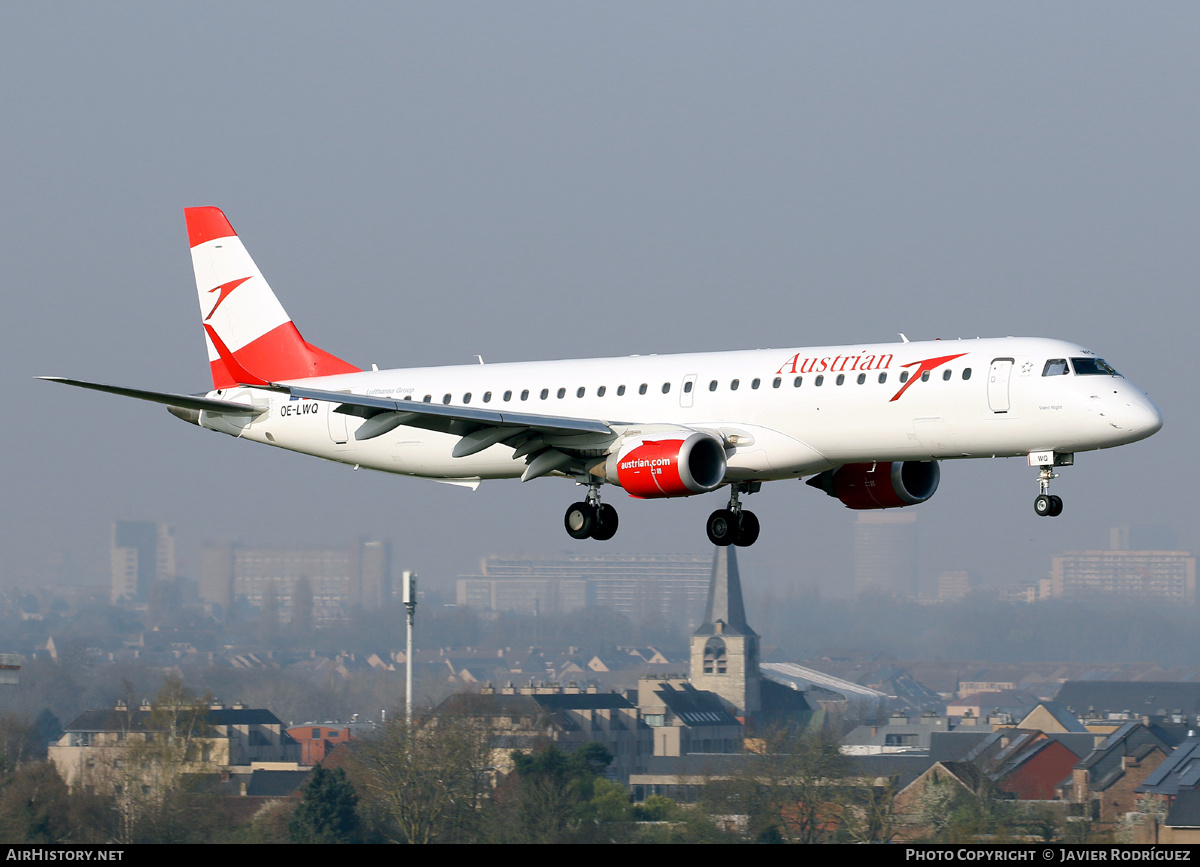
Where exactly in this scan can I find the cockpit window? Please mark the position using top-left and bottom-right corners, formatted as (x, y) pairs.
(1071, 357), (1120, 377)
(1042, 359), (1069, 376)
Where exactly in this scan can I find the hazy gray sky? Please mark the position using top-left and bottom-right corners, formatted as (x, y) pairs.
(4, 3), (1197, 598)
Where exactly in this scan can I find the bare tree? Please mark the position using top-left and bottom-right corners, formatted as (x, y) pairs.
(354, 710), (493, 844)
(704, 727), (850, 844)
(840, 771), (900, 844)
(90, 677), (220, 844)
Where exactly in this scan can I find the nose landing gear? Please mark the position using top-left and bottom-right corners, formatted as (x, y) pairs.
(1032, 456), (1066, 517)
(707, 483), (761, 547)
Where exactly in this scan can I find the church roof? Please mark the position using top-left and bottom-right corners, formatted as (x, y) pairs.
(692, 547), (757, 637)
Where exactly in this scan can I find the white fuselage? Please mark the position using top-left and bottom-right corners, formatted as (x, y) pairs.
(196, 336), (1161, 492)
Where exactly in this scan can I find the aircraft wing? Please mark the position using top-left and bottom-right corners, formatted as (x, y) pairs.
(38, 376), (261, 414)
(276, 384), (617, 475)
(281, 384), (613, 434)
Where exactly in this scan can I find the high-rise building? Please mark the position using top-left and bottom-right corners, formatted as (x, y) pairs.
(853, 512), (918, 597)
(457, 553), (712, 624)
(1046, 550), (1196, 602)
(937, 570), (971, 602)
(111, 520), (175, 604)
(1040, 526), (1195, 603)
(199, 538), (392, 623)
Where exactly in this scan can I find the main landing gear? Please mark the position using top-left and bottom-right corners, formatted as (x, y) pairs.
(707, 483), (761, 547)
(564, 484), (619, 541)
(1033, 464), (1064, 517)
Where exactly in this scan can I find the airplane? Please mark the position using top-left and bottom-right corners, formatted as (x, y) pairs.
(41, 207), (1163, 547)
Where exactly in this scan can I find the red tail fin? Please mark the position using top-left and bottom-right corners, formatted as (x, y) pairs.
(186, 207), (360, 387)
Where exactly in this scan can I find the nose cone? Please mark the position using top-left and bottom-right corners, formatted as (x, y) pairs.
(1130, 395), (1164, 439)
(1089, 388), (1162, 445)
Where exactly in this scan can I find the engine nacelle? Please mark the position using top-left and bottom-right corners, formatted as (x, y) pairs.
(806, 461), (940, 510)
(605, 432), (727, 499)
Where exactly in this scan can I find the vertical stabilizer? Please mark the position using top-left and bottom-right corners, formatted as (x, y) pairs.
(185, 207), (360, 388)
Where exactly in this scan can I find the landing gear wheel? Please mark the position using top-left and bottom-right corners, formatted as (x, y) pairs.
(736, 510), (760, 547)
(565, 502), (595, 539)
(1033, 461), (1065, 518)
(707, 509), (739, 546)
(591, 504), (619, 540)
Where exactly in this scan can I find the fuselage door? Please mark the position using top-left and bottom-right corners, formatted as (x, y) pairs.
(680, 374), (698, 408)
(328, 403), (349, 444)
(988, 358), (1014, 413)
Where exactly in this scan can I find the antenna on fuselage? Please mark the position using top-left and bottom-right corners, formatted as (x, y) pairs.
(898, 333), (910, 343)
(474, 355), (485, 365)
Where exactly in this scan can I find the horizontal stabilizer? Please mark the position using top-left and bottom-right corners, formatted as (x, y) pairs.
(37, 377), (260, 414)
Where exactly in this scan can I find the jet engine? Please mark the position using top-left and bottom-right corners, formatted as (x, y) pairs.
(605, 432), (727, 498)
(806, 461), (940, 510)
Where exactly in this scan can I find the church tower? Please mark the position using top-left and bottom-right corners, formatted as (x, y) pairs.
(689, 546), (761, 716)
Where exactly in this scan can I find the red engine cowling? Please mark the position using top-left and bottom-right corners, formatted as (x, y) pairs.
(605, 432), (727, 499)
(806, 461), (940, 510)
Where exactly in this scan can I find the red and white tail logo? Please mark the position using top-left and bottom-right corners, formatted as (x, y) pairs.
(185, 207), (360, 388)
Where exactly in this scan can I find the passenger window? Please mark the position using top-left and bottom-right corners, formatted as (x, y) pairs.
(899, 371), (909, 383)
(617, 385), (626, 396)
(683, 381), (693, 393)
(815, 375), (824, 386)
(442, 394), (451, 404)
(520, 390), (529, 401)
(857, 373), (866, 385)
(794, 376), (802, 387)
(503, 390), (512, 401)
(751, 378), (761, 389)
(878, 373), (887, 384)
(962, 369), (971, 381)
(709, 380), (718, 392)
(463, 393), (472, 404)
(662, 382), (670, 394)
(731, 379), (740, 391)
(423, 395), (432, 402)
(557, 388), (566, 398)
(576, 387), (585, 398)
(638, 383), (648, 395)
(836, 374), (845, 385)
(597, 386), (606, 397)
(403, 395), (413, 401)
(772, 377), (781, 388)
(483, 392), (491, 403)
(1042, 359), (1069, 376)
(920, 371), (930, 382)
(942, 369), (951, 381)
(540, 389), (548, 400)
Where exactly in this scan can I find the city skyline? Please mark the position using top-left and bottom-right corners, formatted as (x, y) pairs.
(14, 506), (1195, 600)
